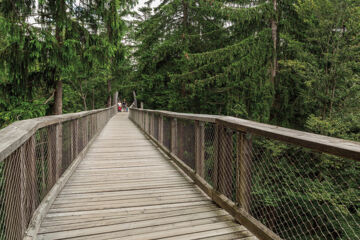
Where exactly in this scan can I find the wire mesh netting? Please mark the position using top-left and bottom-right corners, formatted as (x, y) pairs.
(176, 119), (195, 170)
(0, 107), (116, 240)
(129, 108), (360, 240)
(248, 136), (360, 240)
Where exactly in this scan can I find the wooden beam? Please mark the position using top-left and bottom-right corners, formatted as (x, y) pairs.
(129, 108), (360, 162)
(0, 105), (117, 163)
(237, 133), (252, 212)
(47, 126), (55, 190)
(159, 116), (164, 145)
(55, 124), (63, 180)
(171, 118), (177, 155)
(195, 121), (205, 178)
(217, 117), (360, 161)
(218, 126), (234, 199)
(213, 124), (219, 190)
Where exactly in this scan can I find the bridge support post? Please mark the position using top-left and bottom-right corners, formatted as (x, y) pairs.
(236, 132), (253, 212)
(151, 113), (155, 137)
(213, 124), (219, 190)
(159, 116), (164, 144)
(171, 118), (177, 155)
(84, 116), (89, 147)
(55, 123), (63, 180)
(47, 127), (55, 189)
(217, 125), (234, 198)
(149, 113), (153, 136)
(73, 119), (79, 158)
(142, 111), (145, 130)
(146, 112), (149, 133)
(195, 121), (205, 178)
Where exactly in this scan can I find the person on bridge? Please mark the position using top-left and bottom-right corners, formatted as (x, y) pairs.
(122, 99), (128, 112)
(118, 101), (122, 112)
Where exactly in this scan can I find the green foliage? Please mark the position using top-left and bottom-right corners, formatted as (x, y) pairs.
(0, 0), (136, 128)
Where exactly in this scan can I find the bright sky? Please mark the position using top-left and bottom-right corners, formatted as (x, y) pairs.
(137, 0), (161, 10)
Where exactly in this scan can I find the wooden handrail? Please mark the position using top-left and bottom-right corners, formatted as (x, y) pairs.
(130, 108), (220, 122)
(130, 108), (360, 161)
(0, 105), (117, 163)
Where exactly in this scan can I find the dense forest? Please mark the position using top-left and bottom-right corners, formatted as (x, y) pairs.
(0, 0), (359, 239)
(0, 0), (136, 128)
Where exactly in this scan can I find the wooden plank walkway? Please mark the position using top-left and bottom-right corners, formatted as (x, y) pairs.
(37, 113), (258, 240)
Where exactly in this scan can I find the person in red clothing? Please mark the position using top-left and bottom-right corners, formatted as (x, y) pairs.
(117, 101), (122, 112)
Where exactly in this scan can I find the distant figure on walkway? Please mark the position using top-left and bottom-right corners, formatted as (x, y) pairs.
(122, 99), (128, 112)
(117, 101), (122, 112)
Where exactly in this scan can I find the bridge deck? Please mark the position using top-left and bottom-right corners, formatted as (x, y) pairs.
(37, 113), (257, 240)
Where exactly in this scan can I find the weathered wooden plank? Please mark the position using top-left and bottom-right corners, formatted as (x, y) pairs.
(53, 190), (203, 205)
(56, 186), (198, 201)
(41, 205), (219, 228)
(50, 195), (208, 211)
(237, 132), (253, 212)
(159, 226), (250, 240)
(218, 116), (360, 161)
(39, 208), (227, 233)
(37, 216), (235, 240)
(195, 121), (205, 178)
(132, 108), (360, 161)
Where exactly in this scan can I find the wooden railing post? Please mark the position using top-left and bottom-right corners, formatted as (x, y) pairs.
(159, 115), (164, 144)
(171, 118), (177, 155)
(84, 116), (89, 146)
(47, 127), (55, 189)
(73, 119), (79, 157)
(151, 113), (155, 137)
(236, 132), (253, 212)
(55, 123), (63, 180)
(213, 124), (219, 190)
(177, 121), (184, 160)
(142, 111), (145, 129)
(195, 121), (205, 178)
(149, 113), (152, 135)
(26, 136), (38, 214)
(146, 112), (149, 133)
(40, 131), (46, 198)
(217, 125), (234, 198)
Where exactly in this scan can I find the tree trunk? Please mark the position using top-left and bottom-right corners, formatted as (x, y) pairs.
(182, 0), (188, 32)
(271, 0), (278, 85)
(54, 0), (65, 115)
(82, 96), (87, 111)
(54, 80), (63, 115)
(107, 79), (112, 107)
